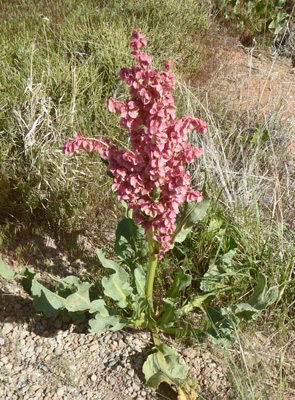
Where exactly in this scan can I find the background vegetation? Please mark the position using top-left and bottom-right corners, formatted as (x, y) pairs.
(0, 0), (294, 398)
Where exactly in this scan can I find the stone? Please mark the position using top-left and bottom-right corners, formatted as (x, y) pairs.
(128, 369), (135, 378)
(2, 322), (14, 335)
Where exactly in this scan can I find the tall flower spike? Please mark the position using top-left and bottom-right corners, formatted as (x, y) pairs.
(63, 29), (207, 259)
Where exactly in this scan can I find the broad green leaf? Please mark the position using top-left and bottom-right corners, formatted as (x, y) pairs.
(143, 344), (197, 399)
(0, 258), (16, 280)
(68, 311), (86, 322)
(166, 268), (192, 299)
(205, 306), (236, 346)
(88, 299), (127, 333)
(97, 249), (132, 308)
(64, 281), (93, 312)
(114, 217), (147, 261)
(171, 199), (210, 244)
(234, 273), (278, 320)
(50, 275), (94, 312)
(30, 276), (65, 317)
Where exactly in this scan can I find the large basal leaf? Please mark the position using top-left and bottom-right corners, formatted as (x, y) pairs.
(143, 344), (197, 400)
(50, 275), (94, 312)
(114, 217), (147, 261)
(64, 281), (93, 312)
(205, 306), (237, 347)
(88, 299), (127, 333)
(171, 199), (210, 244)
(234, 273), (278, 320)
(97, 249), (133, 308)
(30, 274), (66, 317)
(0, 258), (16, 280)
(166, 268), (192, 299)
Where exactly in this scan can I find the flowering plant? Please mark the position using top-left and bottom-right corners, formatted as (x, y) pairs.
(63, 28), (207, 301)
(0, 29), (278, 400)
(62, 29), (210, 397)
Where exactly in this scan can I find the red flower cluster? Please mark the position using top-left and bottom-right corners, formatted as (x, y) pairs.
(63, 29), (207, 258)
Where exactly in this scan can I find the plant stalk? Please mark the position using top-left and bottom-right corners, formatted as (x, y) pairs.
(145, 226), (158, 304)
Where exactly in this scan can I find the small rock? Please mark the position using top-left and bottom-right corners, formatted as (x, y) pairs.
(108, 360), (117, 368)
(133, 383), (140, 391)
(90, 343), (99, 351)
(2, 322), (14, 335)
(0, 337), (5, 345)
(128, 369), (135, 378)
(56, 387), (64, 397)
(54, 346), (63, 355)
(104, 333), (111, 342)
(69, 365), (76, 372)
(90, 374), (97, 382)
(5, 363), (13, 370)
(19, 375), (28, 383)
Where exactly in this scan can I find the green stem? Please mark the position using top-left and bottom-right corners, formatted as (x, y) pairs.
(151, 331), (161, 347)
(145, 226), (158, 304)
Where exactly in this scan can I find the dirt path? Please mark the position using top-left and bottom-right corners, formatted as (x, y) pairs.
(206, 41), (295, 153)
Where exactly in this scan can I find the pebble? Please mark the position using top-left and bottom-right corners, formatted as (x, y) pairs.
(2, 322), (14, 335)
(19, 375), (28, 383)
(0, 258), (231, 400)
(104, 333), (112, 342)
(108, 360), (117, 368)
(133, 382), (140, 391)
(128, 369), (135, 378)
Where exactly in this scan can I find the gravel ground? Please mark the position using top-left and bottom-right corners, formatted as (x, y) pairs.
(0, 239), (234, 400)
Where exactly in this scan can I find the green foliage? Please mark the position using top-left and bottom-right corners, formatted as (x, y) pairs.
(0, 258), (16, 280)
(215, 0), (291, 37)
(114, 216), (148, 263)
(143, 342), (197, 399)
(98, 249), (133, 308)
(200, 248), (238, 292)
(88, 300), (127, 333)
(234, 273), (278, 319)
(204, 273), (278, 346)
(171, 199), (210, 245)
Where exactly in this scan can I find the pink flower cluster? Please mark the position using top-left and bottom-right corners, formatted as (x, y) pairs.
(63, 29), (207, 258)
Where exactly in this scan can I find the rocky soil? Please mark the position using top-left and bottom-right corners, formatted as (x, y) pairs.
(0, 235), (234, 400)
